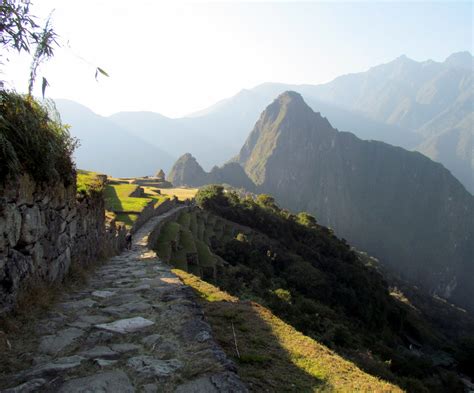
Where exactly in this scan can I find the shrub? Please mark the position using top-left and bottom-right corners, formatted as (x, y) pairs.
(272, 288), (292, 303)
(0, 91), (77, 185)
(195, 184), (228, 210)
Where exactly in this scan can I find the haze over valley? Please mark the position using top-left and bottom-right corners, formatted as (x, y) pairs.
(59, 52), (473, 193)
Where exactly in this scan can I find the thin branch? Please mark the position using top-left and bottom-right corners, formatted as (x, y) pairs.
(231, 321), (240, 359)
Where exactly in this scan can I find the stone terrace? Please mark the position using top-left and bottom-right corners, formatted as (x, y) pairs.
(0, 208), (247, 392)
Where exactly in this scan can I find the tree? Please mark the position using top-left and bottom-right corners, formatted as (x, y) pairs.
(0, 0), (39, 55)
(195, 184), (228, 210)
(297, 212), (317, 228)
(257, 194), (280, 211)
(28, 13), (57, 96)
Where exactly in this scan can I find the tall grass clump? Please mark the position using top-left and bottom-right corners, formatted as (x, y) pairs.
(0, 91), (77, 185)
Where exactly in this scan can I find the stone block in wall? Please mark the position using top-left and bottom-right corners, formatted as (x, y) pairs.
(49, 246), (71, 283)
(0, 201), (22, 248)
(69, 218), (77, 239)
(56, 232), (70, 255)
(0, 249), (34, 311)
(29, 242), (44, 271)
(19, 205), (46, 246)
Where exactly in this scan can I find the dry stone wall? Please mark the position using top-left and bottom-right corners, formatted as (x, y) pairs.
(0, 175), (126, 315)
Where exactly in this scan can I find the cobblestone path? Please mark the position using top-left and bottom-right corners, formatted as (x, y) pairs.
(1, 208), (247, 393)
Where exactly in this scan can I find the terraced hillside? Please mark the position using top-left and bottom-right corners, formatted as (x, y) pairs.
(104, 180), (169, 226)
(153, 210), (242, 279)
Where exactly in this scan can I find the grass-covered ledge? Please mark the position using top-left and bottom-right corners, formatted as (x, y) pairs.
(0, 91), (77, 185)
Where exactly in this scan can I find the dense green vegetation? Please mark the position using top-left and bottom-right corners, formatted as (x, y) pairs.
(154, 184), (472, 391)
(76, 170), (104, 197)
(0, 92), (76, 184)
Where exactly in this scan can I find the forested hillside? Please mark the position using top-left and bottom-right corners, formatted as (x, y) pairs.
(152, 185), (474, 392)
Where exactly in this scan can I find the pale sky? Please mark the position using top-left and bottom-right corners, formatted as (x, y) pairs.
(2, 0), (473, 118)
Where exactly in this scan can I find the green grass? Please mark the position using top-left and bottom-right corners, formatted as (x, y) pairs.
(114, 213), (138, 226)
(156, 241), (172, 261)
(179, 229), (197, 253)
(157, 187), (198, 201)
(152, 211), (221, 278)
(195, 240), (216, 267)
(170, 249), (188, 270)
(0, 92), (75, 185)
(104, 183), (169, 213)
(174, 269), (403, 393)
(178, 212), (191, 229)
(197, 220), (205, 241)
(157, 222), (180, 243)
(76, 170), (104, 197)
(189, 212), (198, 236)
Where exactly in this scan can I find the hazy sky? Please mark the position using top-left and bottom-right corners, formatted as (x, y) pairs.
(3, 0), (472, 118)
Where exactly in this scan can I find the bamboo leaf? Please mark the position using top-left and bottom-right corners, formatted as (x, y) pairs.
(97, 67), (109, 77)
(41, 77), (49, 99)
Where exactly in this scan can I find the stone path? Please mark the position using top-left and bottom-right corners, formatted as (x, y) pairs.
(0, 208), (247, 392)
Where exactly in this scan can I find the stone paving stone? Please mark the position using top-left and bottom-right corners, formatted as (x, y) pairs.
(38, 327), (85, 355)
(57, 370), (134, 393)
(2, 378), (47, 393)
(25, 355), (86, 377)
(95, 317), (155, 334)
(79, 345), (119, 359)
(127, 356), (183, 377)
(91, 290), (115, 298)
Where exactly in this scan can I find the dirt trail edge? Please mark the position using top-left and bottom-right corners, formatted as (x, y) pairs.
(1, 207), (248, 393)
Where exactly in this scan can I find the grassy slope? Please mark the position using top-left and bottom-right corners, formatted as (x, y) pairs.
(76, 170), (104, 196)
(157, 187), (198, 201)
(103, 182), (169, 226)
(175, 269), (402, 392)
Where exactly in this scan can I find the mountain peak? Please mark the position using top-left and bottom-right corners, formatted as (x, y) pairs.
(266, 90), (313, 117)
(277, 90), (305, 104)
(444, 51), (473, 69)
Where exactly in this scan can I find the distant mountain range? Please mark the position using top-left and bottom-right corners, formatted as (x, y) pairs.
(55, 51), (473, 192)
(55, 100), (176, 177)
(234, 91), (472, 313)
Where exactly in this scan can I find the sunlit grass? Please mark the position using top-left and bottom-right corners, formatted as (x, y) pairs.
(76, 169), (104, 196)
(157, 187), (198, 201)
(104, 183), (169, 213)
(114, 213), (139, 227)
(174, 269), (403, 393)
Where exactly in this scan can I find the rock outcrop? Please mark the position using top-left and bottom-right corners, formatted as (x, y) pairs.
(236, 91), (474, 312)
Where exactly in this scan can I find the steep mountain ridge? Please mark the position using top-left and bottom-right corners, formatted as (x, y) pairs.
(168, 153), (255, 191)
(237, 91), (474, 313)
